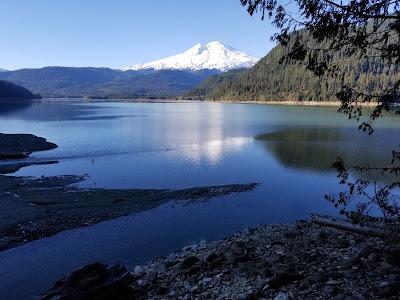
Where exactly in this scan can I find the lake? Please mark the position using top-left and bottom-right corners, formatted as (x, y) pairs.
(0, 99), (399, 299)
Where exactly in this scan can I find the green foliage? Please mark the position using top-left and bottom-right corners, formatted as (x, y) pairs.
(186, 69), (246, 99)
(240, 0), (400, 223)
(192, 31), (400, 102)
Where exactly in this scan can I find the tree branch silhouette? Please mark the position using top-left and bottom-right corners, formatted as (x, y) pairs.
(241, 0), (400, 225)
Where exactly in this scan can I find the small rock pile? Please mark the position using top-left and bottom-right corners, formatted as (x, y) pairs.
(42, 221), (400, 299)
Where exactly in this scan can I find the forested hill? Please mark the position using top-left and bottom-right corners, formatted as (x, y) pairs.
(0, 67), (220, 99)
(188, 33), (400, 102)
(0, 80), (41, 100)
(187, 69), (246, 100)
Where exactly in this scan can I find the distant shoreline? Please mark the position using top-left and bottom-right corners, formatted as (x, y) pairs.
(205, 99), (379, 107)
(36, 97), (384, 107)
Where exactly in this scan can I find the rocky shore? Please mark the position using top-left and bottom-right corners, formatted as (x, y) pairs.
(42, 221), (400, 299)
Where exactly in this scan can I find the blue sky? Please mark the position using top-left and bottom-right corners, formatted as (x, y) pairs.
(0, 0), (276, 70)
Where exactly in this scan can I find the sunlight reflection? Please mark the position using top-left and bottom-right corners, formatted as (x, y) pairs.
(181, 137), (252, 165)
(161, 103), (251, 164)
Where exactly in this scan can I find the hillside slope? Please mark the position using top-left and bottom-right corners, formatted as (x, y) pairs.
(0, 80), (41, 100)
(187, 69), (246, 99)
(0, 67), (220, 99)
(190, 35), (400, 102)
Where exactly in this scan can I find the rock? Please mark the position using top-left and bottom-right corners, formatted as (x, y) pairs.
(206, 252), (219, 263)
(385, 246), (400, 266)
(326, 280), (340, 285)
(283, 230), (297, 238)
(164, 260), (178, 269)
(232, 254), (251, 264)
(375, 281), (400, 298)
(378, 281), (390, 288)
(182, 245), (197, 251)
(269, 270), (302, 289)
(153, 262), (166, 273)
(325, 285), (339, 296)
(237, 292), (250, 300)
(271, 240), (285, 246)
(318, 231), (329, 240)
(243, 227), (256, 235)
(201, 277), (212, 285)
(271, 263), (290, 275)
(335, 239), (350, 248)
(40, 263), (136, 299)
(265, 254), (282, 264)
(335, 295), (359, 300)
(231, 241), (246, 255)
(133, 265), (144, 274)
(180, 255), (200, 270)
(304, 273), (326, 284)
(190, 285), (199, 292)
(182, 265), (201, 276)
(357, 245), (376, 259)
(156, 286), (168, 295)
(207, 253), (226, 267)
(274, 292), (289, 300)
(367, 253), (378, 262)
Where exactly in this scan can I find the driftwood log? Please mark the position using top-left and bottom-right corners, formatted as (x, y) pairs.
(311, 214), (396, 238)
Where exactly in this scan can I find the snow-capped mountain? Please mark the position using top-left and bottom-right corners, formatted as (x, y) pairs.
(123, 41), (258, 72)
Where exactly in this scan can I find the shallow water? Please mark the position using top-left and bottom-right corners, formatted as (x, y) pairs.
(0, 99), (399, 299)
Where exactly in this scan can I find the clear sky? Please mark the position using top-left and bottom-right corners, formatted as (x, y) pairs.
(0, 0), (276, 70)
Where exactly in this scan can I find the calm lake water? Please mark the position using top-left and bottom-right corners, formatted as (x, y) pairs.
(0, 99), (399, 299)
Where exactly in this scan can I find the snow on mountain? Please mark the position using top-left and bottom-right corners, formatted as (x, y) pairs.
(122, 41), (258, 72)
(0, 68), (8, 72)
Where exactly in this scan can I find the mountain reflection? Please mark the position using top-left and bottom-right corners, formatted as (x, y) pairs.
(0, 101), (33, 115)
(256, 128), (398, 182)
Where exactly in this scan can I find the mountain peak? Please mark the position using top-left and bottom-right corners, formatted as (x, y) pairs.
(205, 41), (225, 47)
(122, 41), (258, 72)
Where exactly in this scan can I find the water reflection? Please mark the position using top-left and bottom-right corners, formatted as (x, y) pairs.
(0, 100), (114, 121)
(1, 101), (400, 300)
(181, 137), (252, 164)
(256, 128), (398, 182)
(0, 101), (33, 115)
(145, 103), (251, 164)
